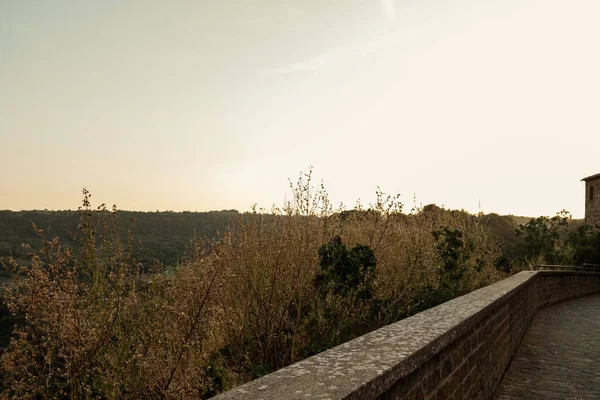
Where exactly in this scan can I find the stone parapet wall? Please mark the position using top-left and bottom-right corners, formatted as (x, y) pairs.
(536, 272), (600, 307)
(215, 272), (600, 400)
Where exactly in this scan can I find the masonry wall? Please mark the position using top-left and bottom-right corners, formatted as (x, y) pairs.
(214, 272), (600, 400)
(585, 177), (600, 225)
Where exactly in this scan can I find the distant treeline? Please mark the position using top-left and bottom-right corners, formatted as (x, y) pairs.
(0, 209), (584, 270)
(482, 212), (558, 260)
(0, 209), (240, 266)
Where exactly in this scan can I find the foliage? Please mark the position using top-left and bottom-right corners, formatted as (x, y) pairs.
(1, 189), (226, 399)
(1, 171), (507, 397)
(568, 224), (600, 265)
(209, 171), (503, 385)
(0, 205), (549, 280)
(507, 209), (600, 268)
(515, 210), (571, 265)
(315, 236), (376, 299)
(310, 236), (378, 349)
(0, 209), (238, 267)
(480, 213), (523, 260)
(433, 227), (468, 291)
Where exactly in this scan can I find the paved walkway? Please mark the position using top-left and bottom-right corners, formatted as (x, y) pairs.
(495, 294), (600, 399)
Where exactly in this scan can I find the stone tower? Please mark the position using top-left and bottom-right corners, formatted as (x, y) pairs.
(582, 173), (600, 225)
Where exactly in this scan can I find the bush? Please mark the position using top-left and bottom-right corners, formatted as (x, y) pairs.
(568, 224), (600, 265)
(315, 236), (376, 299)
(1, 189), (227, 399)
(515, 211), (571, 265)
(513, 210), (600, 267)
(1, 172), (506, 397)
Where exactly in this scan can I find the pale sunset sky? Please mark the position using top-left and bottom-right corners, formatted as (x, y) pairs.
(1, 0), (599, 217)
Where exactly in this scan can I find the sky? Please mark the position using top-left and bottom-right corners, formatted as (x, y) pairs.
(1, 0), (599, 217)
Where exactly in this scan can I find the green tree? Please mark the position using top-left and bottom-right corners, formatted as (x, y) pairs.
(433, 227), (468, 291)
(315, 236), (376, 299)
(515, 210), (570, 264)
(568, 224), (600, 265)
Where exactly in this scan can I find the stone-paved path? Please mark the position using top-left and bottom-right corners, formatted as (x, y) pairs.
(495, 294), (600, 399)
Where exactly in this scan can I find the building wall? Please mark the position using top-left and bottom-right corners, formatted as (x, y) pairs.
(585, 177), (600, 225)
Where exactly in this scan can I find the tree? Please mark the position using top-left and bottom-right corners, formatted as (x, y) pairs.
(315, 236), (376, 299)
(433, 227), (468, 291)
(515, 210), (570, 264)
(568, 224), (600, 265)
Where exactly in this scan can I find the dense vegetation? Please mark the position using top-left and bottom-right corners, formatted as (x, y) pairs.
(0, 173), (595, 399)
(0, 209), (550, 272)
(0, 209), (238, 267)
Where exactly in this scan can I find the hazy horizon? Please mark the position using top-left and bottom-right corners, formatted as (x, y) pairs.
(0, 203), (571, 219)
(2, 1), (599, 218)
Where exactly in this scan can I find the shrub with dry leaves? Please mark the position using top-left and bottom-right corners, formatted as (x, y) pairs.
(1, 172), (505, 398)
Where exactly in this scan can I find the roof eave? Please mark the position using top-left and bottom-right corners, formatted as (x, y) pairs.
(582, 173), (600, 182)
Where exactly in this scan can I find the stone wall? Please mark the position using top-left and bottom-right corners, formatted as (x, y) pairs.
(214, 271), (600, 400)
(585, 176), (600, 225)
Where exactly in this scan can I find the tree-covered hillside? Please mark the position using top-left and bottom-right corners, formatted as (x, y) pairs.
(0, 209), (586, 272)
(0, 209), (239, 266)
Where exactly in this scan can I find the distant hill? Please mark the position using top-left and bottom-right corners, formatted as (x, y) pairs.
(0, 209), (239, 266)
(481, 213), (583, 260)
(0, 209), (584, 269)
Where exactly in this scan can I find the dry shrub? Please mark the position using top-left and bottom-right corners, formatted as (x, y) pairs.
(212, 171), (504, 384)
(214, 171), (335, 377)
(1, 173), (505, 397)
(1, 190), (225, 399)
